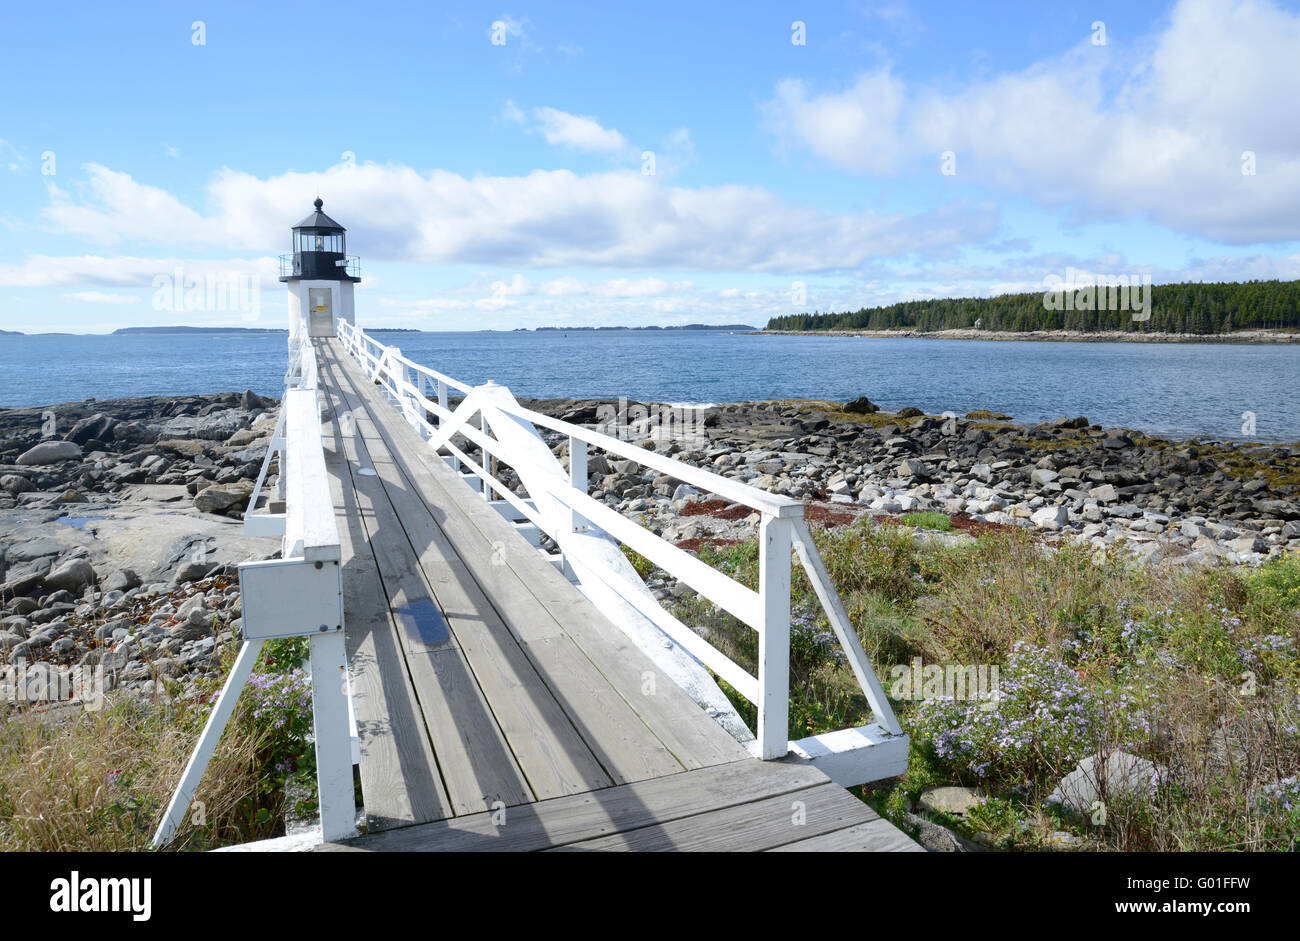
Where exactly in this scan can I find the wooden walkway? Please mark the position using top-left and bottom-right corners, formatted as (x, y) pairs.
(314, 339), (920, 851)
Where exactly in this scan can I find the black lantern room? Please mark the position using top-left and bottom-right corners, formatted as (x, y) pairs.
(279, 198), (361, 282)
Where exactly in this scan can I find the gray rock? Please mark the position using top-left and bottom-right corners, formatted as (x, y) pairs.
(193, 483), (251, 514)
(43, 558), (97, 593)
(918, 786), (983, 817)
(0, 474), (35, 495)
(1228, 535), (1265, 554)
(172, 560), (216, 584)
(0, 616), (30, 636)
(64, 413), (118, 445)
(843, 396), (879, 414)
(1047, 751), (1166, 813)
(102, 569), (142, 593)
(1030, 468), (1059, 486)
(898, 458), (933, 479)
(42, 556), (96, 592)
(1088, 484), (1118, 503)
(16, 440), (83, 465)
(1031, 505), (1068, 530)
(671, 483), (699, 502)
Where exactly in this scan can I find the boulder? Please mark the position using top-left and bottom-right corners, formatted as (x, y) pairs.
(1031, 505), (1068, 530)
(1030, 468), (1059, 486)
(1050, 416), (1090, 430)
(1088, 484), (1119, 503)
(918, 786), (983, 817)
(194, 483), (252, 514)
(43, 558), (97, 593)
(898, 458), (932, 479)
(102, 569), (142, 593)
(16, 440), (82, 465)
(1048, 751), (1166, 813)
(843, 396), (879, 415)
(0, 474), (35, 495)
(63, 413), (118, 445)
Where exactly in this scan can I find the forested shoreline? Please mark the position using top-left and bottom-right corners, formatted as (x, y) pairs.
(766, 280), (1300, 334)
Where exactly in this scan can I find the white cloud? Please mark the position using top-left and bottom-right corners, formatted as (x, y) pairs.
(37, 161), (998, 273)
(763, 70), (907, 175)
(532, 106), (629, 154)
(537, 276), (691, 297)
(59, 291), (142, 304)
(762, 0), (1300, 243)
(0, 253), (276, 289)
(42, 165), (210, 246)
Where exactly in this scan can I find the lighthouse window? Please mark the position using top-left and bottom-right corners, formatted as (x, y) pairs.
(298, 232), (343, 253)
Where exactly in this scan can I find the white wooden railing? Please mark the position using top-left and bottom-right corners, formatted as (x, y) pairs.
(336, 320), (904, 778)
(153, 319), (356, 848)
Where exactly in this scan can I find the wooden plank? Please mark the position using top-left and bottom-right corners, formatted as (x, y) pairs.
(320, 349), (616, 801)
(324, 339), (747, 773)
(316, 758), (830, 852)
(767, 818), (925, 852)
(320, 392), (451, 830)
(323, 341), (686, 786)
(549, 782), (878, 852)
(319, 353), (535, 816)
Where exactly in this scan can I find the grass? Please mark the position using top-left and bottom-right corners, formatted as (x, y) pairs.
(0, 636), (317, 851)
(670, 516), (1300, 851)
(902, 511), (953, 531)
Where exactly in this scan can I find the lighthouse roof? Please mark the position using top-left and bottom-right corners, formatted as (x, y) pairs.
(292, 198), (345, 231)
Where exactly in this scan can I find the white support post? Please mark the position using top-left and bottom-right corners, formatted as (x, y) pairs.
(151, 638), (266, 848)
(438, 379), (458, 471)
(756, 514), (791, 760)
(568, 435), (588, 534)
(310, 630), (357, 842)
(479, 411), (493, 501)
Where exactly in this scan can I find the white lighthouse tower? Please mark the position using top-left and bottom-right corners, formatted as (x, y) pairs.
(279, 198), (360, 338)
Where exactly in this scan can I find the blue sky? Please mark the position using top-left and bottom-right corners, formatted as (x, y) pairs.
(1, 0), (1298, 332)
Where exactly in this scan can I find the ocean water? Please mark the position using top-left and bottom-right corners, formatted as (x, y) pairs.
(1, 330), (1297, 442)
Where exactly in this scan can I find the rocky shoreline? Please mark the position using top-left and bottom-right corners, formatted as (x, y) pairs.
(0, 392), (280, 711)
(2, 390), (1297, 714)
(514, 394), (1300, 566)
(757, 328), (1300, 343)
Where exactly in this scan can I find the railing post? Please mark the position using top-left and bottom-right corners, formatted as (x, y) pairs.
(757, 514), (791, 759)
(569, 435), (588, 534)
(310, 629), (357, 842)
(479, 410), (493, 501)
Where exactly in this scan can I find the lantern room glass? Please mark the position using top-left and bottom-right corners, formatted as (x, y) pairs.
(297, 231), (343, 253)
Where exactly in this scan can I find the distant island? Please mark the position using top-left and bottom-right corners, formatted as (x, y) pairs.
(528, 323), (759, 332)
(765, 279), (1300, 336)
(0, 329), (22, 335)
(112, 326), (288, 335)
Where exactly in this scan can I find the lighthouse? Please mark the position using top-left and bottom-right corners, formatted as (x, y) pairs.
(279, 198), (360, 338)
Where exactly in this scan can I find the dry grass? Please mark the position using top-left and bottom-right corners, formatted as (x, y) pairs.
(0, 641), (302, 852)
(673, 516), (1300, 851)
